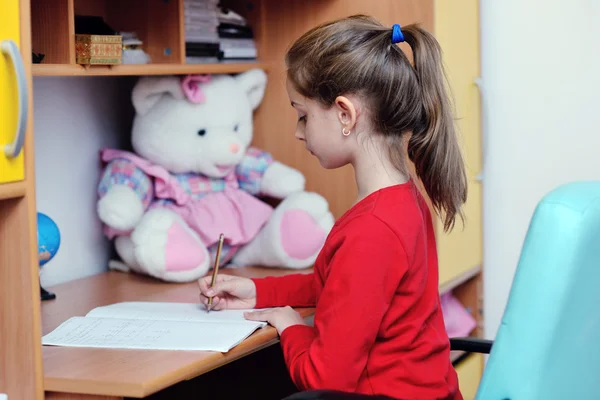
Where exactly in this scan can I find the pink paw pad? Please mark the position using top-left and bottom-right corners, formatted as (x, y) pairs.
(280, 210), (326, 260)
(165, 222), (206, 272)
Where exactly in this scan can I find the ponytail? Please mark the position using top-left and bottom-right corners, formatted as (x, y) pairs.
(284, 15), (467, 231)
(402, 24), (467, 232)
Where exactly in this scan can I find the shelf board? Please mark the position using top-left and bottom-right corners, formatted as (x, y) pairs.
(439, 264), (482, 294)
(32, 62), (267, 77)
(0, 181), (26, 200)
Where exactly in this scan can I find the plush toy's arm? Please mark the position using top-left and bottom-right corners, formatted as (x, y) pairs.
(235, 147), (273, 195)
(97, 158), (154, 231)
(236, 147), (305, 199)
(261, 161), (306, 199)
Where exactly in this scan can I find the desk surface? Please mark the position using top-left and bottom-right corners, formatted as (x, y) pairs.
(42, 267), (314, 398)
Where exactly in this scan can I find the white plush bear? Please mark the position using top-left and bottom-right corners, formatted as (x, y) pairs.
(96, 69), (334, 282)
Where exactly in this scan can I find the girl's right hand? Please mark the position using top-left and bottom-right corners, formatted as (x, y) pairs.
(198, 274), (257, 311)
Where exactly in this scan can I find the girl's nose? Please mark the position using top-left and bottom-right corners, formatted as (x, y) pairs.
(229, 143), (240, 154)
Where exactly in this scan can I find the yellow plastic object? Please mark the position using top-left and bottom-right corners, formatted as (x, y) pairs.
(456, 353), (483, 399)
(0, 0), (25, 184)
(434, 0), (482, 287)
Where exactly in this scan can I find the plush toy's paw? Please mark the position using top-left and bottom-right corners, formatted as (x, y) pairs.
(260, 161), (306, 199)
(232, 191), (334, 269)
(278, 193), (335, 264)
(114, 235), (143, 273)
(97, 184), (144, 231)
(131, 208), (210, 282)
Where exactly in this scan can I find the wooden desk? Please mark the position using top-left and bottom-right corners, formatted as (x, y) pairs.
(41, 267), (314, 400)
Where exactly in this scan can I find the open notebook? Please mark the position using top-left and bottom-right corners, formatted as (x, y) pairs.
(41, 302), (267, 353)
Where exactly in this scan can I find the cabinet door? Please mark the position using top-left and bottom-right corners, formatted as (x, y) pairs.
(456, 353), (483, 399)
(0, 0), (27, 184)
(433, 0), (482, 287)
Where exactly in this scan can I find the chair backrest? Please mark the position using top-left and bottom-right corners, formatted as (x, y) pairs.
(476, 181), (600, 400)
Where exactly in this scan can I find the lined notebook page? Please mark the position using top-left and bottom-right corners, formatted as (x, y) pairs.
(85, 301), (262, 324)
(42, 317), (264, 352)
(42, 302), (268, 352)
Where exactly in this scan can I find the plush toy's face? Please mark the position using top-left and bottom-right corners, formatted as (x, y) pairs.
(130, 69), (267, 177)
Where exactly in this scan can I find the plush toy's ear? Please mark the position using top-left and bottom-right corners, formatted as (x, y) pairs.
(132, 76), (185, 115)
(234, 68), (267, 110)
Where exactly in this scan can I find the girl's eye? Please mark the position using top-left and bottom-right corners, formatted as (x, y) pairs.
(298, 115), (307, 122)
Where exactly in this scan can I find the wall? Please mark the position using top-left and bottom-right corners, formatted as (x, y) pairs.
(33, 77), (132, 287)
(481, 0), (600, 339)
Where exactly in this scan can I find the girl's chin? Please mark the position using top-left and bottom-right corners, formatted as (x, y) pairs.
(308, 148), (334, 169)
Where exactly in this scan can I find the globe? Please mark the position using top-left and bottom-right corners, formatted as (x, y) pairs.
(37, 212), (60, 268)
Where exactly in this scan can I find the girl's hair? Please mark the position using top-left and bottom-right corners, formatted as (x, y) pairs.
(286, 15), (467, 231)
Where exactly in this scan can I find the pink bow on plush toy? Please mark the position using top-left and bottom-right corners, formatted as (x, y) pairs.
(181, 74), (211, 103)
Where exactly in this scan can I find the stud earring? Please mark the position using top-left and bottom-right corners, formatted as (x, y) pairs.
(342, 127), (351, 136)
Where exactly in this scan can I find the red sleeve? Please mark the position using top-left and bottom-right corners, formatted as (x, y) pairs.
(279, 216), (407, 392)
(251, 273), (316, 308)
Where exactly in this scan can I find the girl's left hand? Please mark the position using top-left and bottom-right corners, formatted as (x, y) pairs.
(244, 306), (306, 335)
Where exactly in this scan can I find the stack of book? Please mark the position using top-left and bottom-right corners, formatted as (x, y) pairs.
(184, 0), (221, 64)
(217, 7), (257, 60)
(184, 2), (258, 63)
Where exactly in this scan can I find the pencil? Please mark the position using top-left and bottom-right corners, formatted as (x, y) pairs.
(207, 233), (225, 312)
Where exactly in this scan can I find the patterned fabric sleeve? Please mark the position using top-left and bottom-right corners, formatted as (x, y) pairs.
(235, 147), (274, 195)
(98, 158), (154, 209)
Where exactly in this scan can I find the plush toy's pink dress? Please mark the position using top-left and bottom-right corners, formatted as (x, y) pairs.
(98, 147), (275, 262)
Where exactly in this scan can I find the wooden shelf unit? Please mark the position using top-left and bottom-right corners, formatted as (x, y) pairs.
(29, 0), (265, 77)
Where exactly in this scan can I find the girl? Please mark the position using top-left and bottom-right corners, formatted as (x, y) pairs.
(198, 14), (467, 400)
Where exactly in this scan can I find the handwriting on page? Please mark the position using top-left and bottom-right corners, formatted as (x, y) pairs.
(44, 317), (181, 348)
(42, 316), (264, 352)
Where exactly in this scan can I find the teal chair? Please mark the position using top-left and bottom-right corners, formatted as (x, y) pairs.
(285, 181), (600, 400)
(454, 180), (600, 399)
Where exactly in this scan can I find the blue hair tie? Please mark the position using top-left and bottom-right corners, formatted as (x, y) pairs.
(391, 24), (404, 44)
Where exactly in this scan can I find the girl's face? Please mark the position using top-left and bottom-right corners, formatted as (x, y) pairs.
(286, 79), (355, 169)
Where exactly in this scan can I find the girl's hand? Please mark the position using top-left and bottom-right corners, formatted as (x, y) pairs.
(244, 306), (306, 335)
(198, 274), (257, 310)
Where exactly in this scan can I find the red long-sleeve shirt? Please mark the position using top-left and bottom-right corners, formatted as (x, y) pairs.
(252, 182), (462, 400)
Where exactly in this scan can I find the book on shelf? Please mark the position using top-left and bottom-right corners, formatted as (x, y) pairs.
(183, 1), (258, 63)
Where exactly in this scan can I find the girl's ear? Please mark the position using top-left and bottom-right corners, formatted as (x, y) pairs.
(334, 95), (358, 131)
(132, 76), (184, 115)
